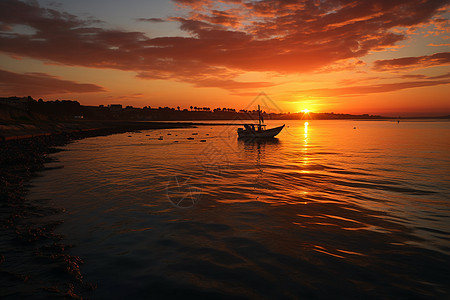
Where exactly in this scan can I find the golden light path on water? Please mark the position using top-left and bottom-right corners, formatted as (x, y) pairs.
(25, 120), (450, 299)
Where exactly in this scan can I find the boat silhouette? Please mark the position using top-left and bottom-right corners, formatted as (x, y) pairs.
(237, 105), (285, 139)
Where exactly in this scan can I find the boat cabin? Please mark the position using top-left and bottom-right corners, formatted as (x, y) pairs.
(244, 124), (266, 132)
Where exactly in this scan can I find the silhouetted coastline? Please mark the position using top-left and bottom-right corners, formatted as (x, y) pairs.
(2, 96), (449, 126)
(0, 96), (388, 122)
(0, 133), (92, 297)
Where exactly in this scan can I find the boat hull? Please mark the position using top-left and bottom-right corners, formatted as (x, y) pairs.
(238, 125), (285, 139)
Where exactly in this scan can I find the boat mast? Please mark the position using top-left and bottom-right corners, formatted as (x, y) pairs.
(258, 105), (261, 128)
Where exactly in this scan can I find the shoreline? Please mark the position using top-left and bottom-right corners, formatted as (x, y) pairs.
(0, 120), (195, 141)
(0, 120), (195, 298)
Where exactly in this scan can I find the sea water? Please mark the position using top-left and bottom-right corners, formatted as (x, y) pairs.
(17, 120), (450, 298)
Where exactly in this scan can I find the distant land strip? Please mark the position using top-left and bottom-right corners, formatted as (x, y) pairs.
(0, 96), (389, 122)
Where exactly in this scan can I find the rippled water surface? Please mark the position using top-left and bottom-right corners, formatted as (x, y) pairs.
(28, 120), (450, 298)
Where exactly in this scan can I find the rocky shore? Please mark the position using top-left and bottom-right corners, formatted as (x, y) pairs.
(0, 121), (194, 298)
(0, 120), (196, 141)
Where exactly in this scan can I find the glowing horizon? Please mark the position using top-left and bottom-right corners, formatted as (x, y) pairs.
(0, 0), (449, 117)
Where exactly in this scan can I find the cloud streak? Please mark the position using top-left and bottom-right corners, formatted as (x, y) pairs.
(0, 69), (106, 96)
(137, 18), (166, 23)
(373, 52), (450, 71)
(295, 78), (450, 97)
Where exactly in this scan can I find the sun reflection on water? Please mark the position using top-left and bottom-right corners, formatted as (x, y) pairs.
(303, 121), (309, 167)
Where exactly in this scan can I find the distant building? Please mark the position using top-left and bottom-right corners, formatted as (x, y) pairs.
(0, 96), (33, 109)
(108, 104), (123, 110)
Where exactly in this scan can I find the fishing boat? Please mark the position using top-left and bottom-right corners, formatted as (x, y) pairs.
(237, 105), (284, 139)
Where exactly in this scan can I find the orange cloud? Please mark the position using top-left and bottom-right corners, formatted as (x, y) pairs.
(0, 69), (106, 95)
(373, 52), (450, 71)
(428, 43), (450, 47)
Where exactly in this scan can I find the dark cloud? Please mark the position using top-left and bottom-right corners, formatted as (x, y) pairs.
(428, 72), (450, 80)
(191, 10), (240, 27)
(0, 0), (448, 92)
(0, 69), (106, 95)
(137, 18), (166, 23)
(373, 52), (450, 71)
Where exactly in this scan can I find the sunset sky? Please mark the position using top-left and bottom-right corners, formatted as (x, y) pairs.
(0, 0), (449, 116)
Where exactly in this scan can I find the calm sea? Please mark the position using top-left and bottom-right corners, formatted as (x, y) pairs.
(17, 120), (450, 298)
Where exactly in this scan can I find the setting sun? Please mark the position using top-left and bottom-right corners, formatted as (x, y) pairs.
(302, 109), (311, 114)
